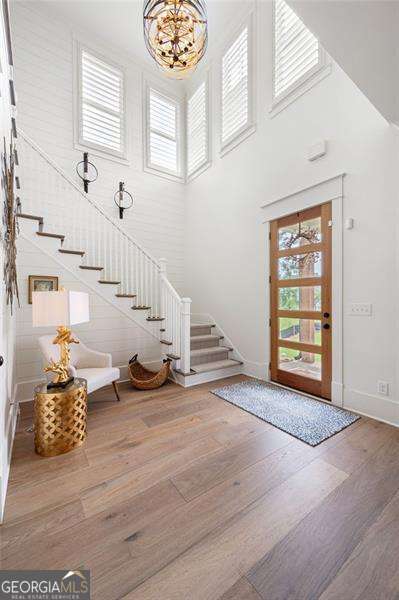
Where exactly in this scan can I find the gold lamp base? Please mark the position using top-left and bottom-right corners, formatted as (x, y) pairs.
(44, 325), (79, 388)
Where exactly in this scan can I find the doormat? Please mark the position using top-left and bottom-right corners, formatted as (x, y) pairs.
(212, 380), (360, 446)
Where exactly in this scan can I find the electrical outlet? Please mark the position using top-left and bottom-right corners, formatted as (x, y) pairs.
(349, 303), (372, 316)
(377, 380), (389, 396)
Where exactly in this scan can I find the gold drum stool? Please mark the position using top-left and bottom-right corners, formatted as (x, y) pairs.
(34, 378), (87, 457)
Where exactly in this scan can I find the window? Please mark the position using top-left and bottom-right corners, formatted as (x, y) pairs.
(274, 0), (321, 101)
(221, 21), (253, 152)
(78, 47), (125, 157)
(187, 79), (209, 178)
(146, 86), (181, 178)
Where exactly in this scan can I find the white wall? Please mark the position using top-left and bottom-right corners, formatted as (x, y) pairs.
(184, 2), (399, 425)
(10, 0), (185, 291)
(286, 0), (399, 125)
(0, 2), (18, 521)
(15, 236), (161, 401)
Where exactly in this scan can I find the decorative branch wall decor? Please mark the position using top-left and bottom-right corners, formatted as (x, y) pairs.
(76, 152), (98, 193)
(114, 181), (133, 219)
(1, 133), (20, 313)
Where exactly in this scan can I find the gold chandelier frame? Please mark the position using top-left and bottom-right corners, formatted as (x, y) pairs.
(143, 0), (207, 78)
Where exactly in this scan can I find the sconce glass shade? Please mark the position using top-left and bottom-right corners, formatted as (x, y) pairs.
(143, 0), (207, 79)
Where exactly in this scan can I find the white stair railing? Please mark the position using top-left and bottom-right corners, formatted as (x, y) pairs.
(18, 130), (190, 370)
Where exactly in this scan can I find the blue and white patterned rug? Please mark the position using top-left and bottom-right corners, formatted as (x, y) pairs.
(212, 380), (360, 446)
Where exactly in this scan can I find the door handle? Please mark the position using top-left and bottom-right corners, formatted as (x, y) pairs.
(323, 312), (330, 318)
(0, 356), (3, 366)
(323, 323), (330, 330)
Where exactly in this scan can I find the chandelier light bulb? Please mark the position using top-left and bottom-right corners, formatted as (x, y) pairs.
(143, 0), (207, 79)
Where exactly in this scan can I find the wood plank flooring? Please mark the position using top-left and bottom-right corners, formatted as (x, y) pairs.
(1, 375), (398, 600)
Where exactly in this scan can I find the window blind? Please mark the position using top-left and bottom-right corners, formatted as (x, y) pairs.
(148, 88), (178, 175)
(81, 49), (124, 154)
(222, 27), (249, 146)
(187, 81), (208, 176)
(274, 0), (320, 99)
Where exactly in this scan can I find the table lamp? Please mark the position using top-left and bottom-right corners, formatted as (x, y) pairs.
(32, 289), (89, 389)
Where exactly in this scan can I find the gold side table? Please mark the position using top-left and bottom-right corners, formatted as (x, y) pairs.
(34, 378), (88, 457)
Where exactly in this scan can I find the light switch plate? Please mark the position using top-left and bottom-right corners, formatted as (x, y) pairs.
(349, 303), (372, 316)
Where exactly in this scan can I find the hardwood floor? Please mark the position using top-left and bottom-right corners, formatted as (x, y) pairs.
(1, 375), (398, 599)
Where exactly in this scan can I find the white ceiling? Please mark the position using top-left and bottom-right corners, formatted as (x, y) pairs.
(34, 0), (253, 69)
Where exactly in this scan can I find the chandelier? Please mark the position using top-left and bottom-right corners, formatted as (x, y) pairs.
(143, 0), (207, 79)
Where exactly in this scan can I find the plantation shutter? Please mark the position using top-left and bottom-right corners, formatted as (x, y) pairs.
(81, 49), (124, 154)
(149, 89), (178, 175)
(187, 81), (207, 176)
(274, 0), (320, 98)
(222, 27), (249, 146)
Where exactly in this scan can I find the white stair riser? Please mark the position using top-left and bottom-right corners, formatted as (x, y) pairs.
(34, 235), (63, 254)
(18, 218), (39, 237)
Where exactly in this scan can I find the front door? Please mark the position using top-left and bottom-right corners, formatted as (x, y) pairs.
(269, 202), (332, 399)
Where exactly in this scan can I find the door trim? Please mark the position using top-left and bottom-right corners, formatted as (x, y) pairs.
(262, 173), (344, 407)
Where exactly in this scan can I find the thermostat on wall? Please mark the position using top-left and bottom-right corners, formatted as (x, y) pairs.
(307, 140), (327, 161)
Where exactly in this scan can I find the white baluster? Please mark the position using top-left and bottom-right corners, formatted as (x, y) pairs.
(180, 298), (191, 374)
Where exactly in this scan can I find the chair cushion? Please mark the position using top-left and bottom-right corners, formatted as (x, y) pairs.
(75, 367), (120, 394)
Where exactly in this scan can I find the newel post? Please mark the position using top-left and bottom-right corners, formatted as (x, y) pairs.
(180, 297), (191, 374)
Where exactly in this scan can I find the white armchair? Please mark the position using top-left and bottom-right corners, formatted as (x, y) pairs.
(38, 335), (121, 400)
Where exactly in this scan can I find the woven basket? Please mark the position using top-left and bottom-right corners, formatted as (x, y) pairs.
(128, 354), (171, 390)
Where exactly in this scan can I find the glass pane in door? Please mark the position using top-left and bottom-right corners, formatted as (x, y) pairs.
(278, 318), (321, 345)
(278, 346), (322, 380)
(278, 286), (321, 311)
(278, 252), (322, 280)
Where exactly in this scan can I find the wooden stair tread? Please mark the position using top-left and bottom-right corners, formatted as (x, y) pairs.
(190, 334), (223, 343)
(18, 213), (43, 223)
(190, 346), (232, 357)
(115, 294), (136, 298)
(160, 328), (166, 332)
(160, 339), (173, 345)
(190, 359), (243, 374)
(166, 353), (181, 360)
(98, 280), (121, 284)
(59, 249), (85, 256)
(79, 265), (103, 271)
(132, 306), (151, 310)
(37, 231), (65, 240)
(191, 323), (215, 329)
(147, 317), (165, 322)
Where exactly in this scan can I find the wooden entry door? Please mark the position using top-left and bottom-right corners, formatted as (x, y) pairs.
(270, 202), (332, 399)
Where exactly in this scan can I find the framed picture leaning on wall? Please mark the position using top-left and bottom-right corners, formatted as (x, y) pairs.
(28, 275), (59, 304)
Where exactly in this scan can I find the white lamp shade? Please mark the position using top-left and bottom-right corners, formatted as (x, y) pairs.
(32, 290), (90, 327)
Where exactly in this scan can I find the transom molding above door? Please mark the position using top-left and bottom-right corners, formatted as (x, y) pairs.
(261, 173), (346, 222)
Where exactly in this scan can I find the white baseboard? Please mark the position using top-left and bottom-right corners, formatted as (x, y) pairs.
(15, 359), (163, 403)
(343, 388), (399, 427)
(1, 398), (19, 523)
(243, 360), (268, 380)
(331, 381), (344, 407)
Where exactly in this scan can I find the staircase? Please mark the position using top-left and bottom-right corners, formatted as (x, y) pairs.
(174, 323), (243, 386)
(16, 131), (243, 386)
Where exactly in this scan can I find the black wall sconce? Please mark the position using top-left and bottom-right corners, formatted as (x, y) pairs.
(114, 181), (133, 219)
(76, 152), (98, 193)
